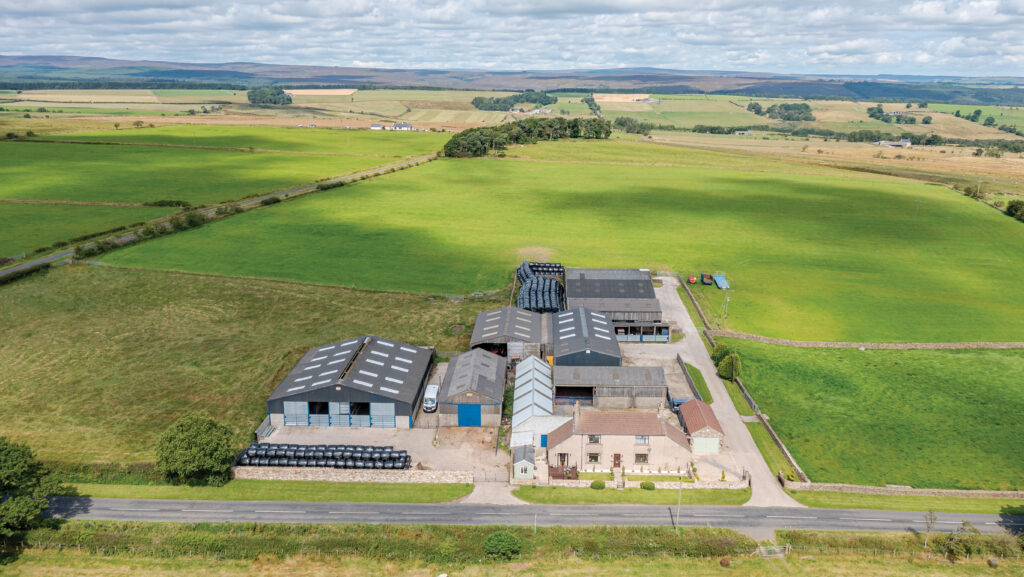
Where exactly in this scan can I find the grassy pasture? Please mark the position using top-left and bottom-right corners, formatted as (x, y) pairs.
(73, 480), (473, 502)
(102, 138), (1024, 343)
(599, 97), (763, 128)
(724, 339), (1024, 490)
(0, 139), (420, 205)
(927, 103), (1024, 127)
(787, 491), (1024, 514)
(40, 124), (448, 155)
(0, 265), (499, 463)
(0, 203), (175, 257)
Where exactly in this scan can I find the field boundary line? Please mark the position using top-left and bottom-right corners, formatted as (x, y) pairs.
(21, 137), (407, 158)
(708, 330), (1024, 350)
(0, 198), (147, 207)
(780, 477), (1024, 499)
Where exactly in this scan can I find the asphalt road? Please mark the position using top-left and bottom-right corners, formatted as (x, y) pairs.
(49, 497), (1022, 536)
(0, 153), (435, 280)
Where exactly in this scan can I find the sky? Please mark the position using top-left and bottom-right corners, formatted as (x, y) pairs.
(1, 0), (1023, 76)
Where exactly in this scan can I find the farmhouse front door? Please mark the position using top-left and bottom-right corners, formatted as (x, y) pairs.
(613, 454), (621, 468)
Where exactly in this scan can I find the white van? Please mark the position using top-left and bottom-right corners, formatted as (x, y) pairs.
(422, 385), (440, 413)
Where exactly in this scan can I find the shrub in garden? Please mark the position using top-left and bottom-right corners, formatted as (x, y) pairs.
(156, 413), (237, 486)
(640, 481), (655, 490)
(482, 530), (522, 560)
(590, 480), (605, 490)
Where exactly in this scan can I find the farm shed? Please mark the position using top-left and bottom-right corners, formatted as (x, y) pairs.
(513, 445), (536, 480)
(550, 308), (622, 367)
(553, 366), (666, 409)
(469, 306), (549, 359)
(437, 348), (507, 427)
(266, 335), (434, 429)
(564, 268), (668, 342)
(678, 399), (725, 454)
(510, 356), (570, 448)
(546, 408), (690, 473)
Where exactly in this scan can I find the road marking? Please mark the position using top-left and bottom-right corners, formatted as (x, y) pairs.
(691, 514), (743, 518)
(550, 513), (596, 516)
(986, 522), (1024, 526)
(254, 510), (299, 514)
(766, 515), (818, 519)
(181, 509), (233, 513)
(935, 521), (962, 524)
(840, 517), (891, 522)
(110, 508), (160, 511)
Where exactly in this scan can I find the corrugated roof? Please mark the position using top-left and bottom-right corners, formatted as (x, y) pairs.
(469, 306), (546, 347)
(550, 307), (621, 359)
(679, 399), (724, 437)
(440, 349), (506, 403)
(565, 268), (656, 299)
(267, 337), (363, 401)
(553, 365), (666, 388)
(511, 356), (554, 428)
(577, 410), (664, 436)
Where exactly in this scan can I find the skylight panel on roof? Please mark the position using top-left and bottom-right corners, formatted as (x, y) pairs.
(392, 365), (409, 373)
(318, 370), (338, 377)
(482, 331), (499, 338)
(385, 377), (403, 384)
(303, 364), (322, 371)
(358, 370), (378, 377)
(286, 385), (305, 392)
(370, 350), (389, 358)
(380, 387), (400, 394)
(367, 359), (385, 366)
(295, 375), (312, 382)
(379, 341), (395, 348)
(334, 349), (353, 356)
(311, 355), (327, 362)
(312, 379), (332, 386)
(400, 346), (417, 353)
(395, 357), (412, 364)
(318, 345), (336, 351)
(352, 379), (374, 388)
(328, 359), (347, 365)
(561, 333), (577, 340)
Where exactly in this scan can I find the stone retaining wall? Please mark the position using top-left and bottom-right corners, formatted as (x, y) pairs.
(780, 477), (1024, 499)
(233, 466), (473, 484)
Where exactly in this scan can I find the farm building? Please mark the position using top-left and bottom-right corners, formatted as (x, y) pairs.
(546, 408), (690, 473)
(513, 445), (536, 480)
(553, 366), (666, 409)
(369, 123), (383, 130)
(437, 349), (507, 427)
(550, 307), (622, 367)
(510, 356), (570, 448)
(678, 399), (725, 454)
(266, 335), (434, 429)
(564, 268), (669, 342)
(469, 306), (548, 359)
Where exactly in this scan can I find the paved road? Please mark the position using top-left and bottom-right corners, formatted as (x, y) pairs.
(48, 497), (1022, 536)
(0, 153), (435, 280)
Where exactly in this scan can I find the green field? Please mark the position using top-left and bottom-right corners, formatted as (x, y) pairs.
(725, 339), (1024, 490)
(41, 124), (448, 155)
(928, 103), (1024, 127)
(0, 265), (499, 463)
(0, 139), (419, 205)
(599, 96), (765, 128)
(0, 203), (174, 257)
(513, 486), (751, 505)
(787, 491), (1024, 514)
(101, 138), (1024, 342)
(73, 480), (472, 502)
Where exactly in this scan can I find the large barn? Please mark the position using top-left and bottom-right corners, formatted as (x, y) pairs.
(266, 335), (434, 429)
(550, 307), (622, 367)
(437, 348), (506, 427)
(564, 268), (669, 342)
(553, 365), (666, 409)
(510, 356), (570, 448)
(469, 306), (548, 360)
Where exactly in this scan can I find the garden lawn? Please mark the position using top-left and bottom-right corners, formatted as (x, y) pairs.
(100, 138), (1024, 342)
(0, 265), (501, 463)
(0, 140), (416, 205)
(513, 486), (751, 505)
(726, 339), (1024, 490)
(0, 203), (174, 257)
(43, 124), (448, 155)
(72, 480), (472, 503)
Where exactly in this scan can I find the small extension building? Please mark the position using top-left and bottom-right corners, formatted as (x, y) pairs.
(266, 335), (434, 429)
(469, 306), (548, 359)
(679, 399), (725, 454)
(510, 356), (570, 448)
(550, 307), (622, 367)
(546, 408), (690, 472)
(564, 268), (669, 342)
(437, 349), (507, 427)
(553, 366), (666, 409)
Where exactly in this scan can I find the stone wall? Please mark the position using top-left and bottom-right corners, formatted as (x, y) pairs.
(233, 466), (473, 484)
(545, 478), (749, 490)
(780, 477), (1024, 499)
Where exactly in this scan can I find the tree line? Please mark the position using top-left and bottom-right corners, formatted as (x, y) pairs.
(247, 86), (292, 106)
(443, 117), (612, 157)
(747, 102), (815, 121)
(471, 91), (557, 111)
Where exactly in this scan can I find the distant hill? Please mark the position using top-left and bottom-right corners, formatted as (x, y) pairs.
(2, 55), (1023, 105)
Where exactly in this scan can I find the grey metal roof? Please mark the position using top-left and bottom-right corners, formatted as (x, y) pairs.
(440, 349), (506, 403)
(268, 335), (432, 405)
(565, 297), (662, 313)
(565, 268), (656, 299)
(553, 365), (666, 388)
(470, 306), (546, 347)
(549, 307), (621, 359)
(512, 356), (554, 428)
(513, 444), (535, 464)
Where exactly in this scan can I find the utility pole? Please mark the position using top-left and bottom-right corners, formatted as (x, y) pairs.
(675, 476), (683, 534)
(722, 289), (733, 331)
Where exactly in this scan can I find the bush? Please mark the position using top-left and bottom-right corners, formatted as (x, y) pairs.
(717, 353), (741, 381)
(482, 530), (522, 560)
(711, 342), (730, 364)
(1007, 199), (1024, 221)
(640, 481), (655, 490)
(144, 200), (191, 207)
(260, 196), (282, 206)
(25, 130), (36, 137)
(155, 413), (237, 486)
(590, 480), (605, 490)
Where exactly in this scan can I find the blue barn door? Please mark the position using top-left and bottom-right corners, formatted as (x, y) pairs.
(457, 404), (481, 427)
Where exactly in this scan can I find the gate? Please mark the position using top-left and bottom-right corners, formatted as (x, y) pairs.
(370, 402), (396, 428)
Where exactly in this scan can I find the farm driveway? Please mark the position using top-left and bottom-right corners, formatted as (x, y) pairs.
(619, 276), (803, 508)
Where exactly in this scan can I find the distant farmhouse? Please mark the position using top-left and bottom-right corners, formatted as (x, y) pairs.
(874, 138), (913, 148)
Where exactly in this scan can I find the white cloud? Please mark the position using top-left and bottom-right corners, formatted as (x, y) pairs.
(0, 0), (1021, 75)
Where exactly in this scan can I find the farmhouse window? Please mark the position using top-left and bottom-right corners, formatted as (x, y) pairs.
(587, 434), (601, 444)
(634, 453), (649, 464)
(635, 435), (649, 445)
(587, 453), (601, 463)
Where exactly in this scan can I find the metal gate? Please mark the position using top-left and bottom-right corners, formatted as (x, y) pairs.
(457, 404), (481, 427)
(370, 402), (396, 428)
(329, 402), (350, 427)
(283, 401), (308, 426)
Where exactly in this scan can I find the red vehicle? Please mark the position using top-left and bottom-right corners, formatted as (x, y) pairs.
(687, 275), (697, 284)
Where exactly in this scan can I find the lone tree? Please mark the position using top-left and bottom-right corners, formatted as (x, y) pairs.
(711, 342), (730, 364)
(247, 86), (292, 106)
(0, 437), (66, 537)
(716, 353), (741, 381)
(156, 413), (237, 486)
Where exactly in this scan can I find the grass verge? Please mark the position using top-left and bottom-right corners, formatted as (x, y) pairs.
(786, 490), (1024, 515)
(70, 480), (473, 503)
(513, 486), (750, 505)
(684, 362), (713, 403)
(723, 380), (755, 416)
(745, 422), (792, 479)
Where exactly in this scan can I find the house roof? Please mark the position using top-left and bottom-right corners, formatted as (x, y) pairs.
(513, 444), (535, 464)
(578, 410), (664, 436)
(679, 399), (724, 437)
(470, 306), (547, 347)
(511, 356), (554, 428)
(440, 349), (506, 403)
(268, 335), (433, 405)
(545, 419), (575, 447)
(553, 365), (666, 388)
(550, 307), (621, 360)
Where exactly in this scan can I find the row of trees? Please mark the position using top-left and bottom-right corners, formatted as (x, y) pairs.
(442, 117), (612, 157)
(846, 129), (946, 146)
(612, 116), (657, 135)
(247, 86), (292, 106)
(471, 91), (557, 111)
(747, 102), (815, 121)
